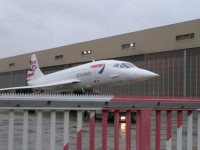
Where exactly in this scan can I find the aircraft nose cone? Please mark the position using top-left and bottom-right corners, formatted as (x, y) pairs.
(138, 69), (159, 80)
(146, 70), (159, 78)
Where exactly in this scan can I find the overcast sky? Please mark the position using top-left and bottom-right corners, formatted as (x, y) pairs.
(0, 0), (199, 59)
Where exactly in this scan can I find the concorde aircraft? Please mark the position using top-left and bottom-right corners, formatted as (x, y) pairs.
(0, 54), (158, 93)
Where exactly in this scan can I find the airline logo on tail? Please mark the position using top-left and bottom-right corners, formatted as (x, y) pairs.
(27, 60), (37, 80)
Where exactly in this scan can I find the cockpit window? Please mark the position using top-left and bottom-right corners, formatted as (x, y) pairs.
(113, 64), (119, 67)
(127, 63), (135, 67)
(120, 63), (135, 68)
(114, 63), (136, 68)
(120, 63), (129, 68)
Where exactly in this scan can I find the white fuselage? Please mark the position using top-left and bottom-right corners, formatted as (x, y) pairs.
(27, 60), (158, 92)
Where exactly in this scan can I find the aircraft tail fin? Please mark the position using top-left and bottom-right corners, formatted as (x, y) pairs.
(27, 54), (44, 81)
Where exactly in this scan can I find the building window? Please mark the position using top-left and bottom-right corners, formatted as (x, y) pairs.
(82, 50), (92, 55)
(9, 63), (15, 67)
(176, 33), (194, 41)
(55, 55), (63, 60)
(122, 43), (135, 49)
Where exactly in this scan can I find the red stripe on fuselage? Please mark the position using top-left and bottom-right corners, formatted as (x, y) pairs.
(91, 64), (104, 68)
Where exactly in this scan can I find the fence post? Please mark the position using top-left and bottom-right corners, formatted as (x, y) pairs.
(102, 110), (108, 150)
(177, 111), (182, 150)
(8, 110), (14, 150)
(166, 111), (172, 150)
(114, 111), (119, 150)
(136, 109), (151, 150)
(50, 111), (56, 150)
(22, 110), (28, 150)
(187, 111), (193, 150)
(126, 110), (131, 150)
(36, 110), (42, 150)
(64, 110), (69, 150)
(77, 111), (82, 150)
(156, 110), (161, 150)
(90, 111), (95, 150)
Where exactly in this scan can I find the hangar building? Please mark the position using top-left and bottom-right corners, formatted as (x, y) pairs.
(0, 19), (200, 96)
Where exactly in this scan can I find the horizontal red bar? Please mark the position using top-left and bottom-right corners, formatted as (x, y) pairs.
(102, 107), (196, 111)
(111, 96), (200, 103)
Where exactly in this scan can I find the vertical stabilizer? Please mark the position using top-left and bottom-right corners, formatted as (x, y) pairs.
(27, 54), (44, 81)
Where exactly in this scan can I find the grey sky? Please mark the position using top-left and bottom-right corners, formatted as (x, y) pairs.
(0, 0), (199, 58)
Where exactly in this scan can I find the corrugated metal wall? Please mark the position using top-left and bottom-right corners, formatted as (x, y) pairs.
(0, 72), (12, 88)
(12, 71), (27, 87)
(0, 48), (200, 97)
(186, 48), (200, 97)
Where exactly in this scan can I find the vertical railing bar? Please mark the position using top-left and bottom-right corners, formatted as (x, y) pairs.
(136, 110), (151, 150)
(36, 110), (42, 150)
(136, 111), (141, 150)
(177, 56), (180, 96)
(156, 110), (161, 150)
(77, 111), (82, 150)
(196, 55), (198, 96)
(64, 110), (69, 150)
(114, 111), (119, 150)
(183, 49), (187, 97)
(172, 57), (174, 96)
(8, 110), (14, 150)
(166, 111), (172, 150)
(50, 111), (56, 150)
(89, 111), (95, 150)
(177, 111), (182, 150)
(187, 111), (193, 150)
(168, 57), (170, 96)
(157, 58), (160, 96)
(162, 58), (165, 96)
(22, 110), (28, 150)
(126, 110), (131, 150)
(102, 110), (108, 150)
(198, 111), (200, 150)
(190, 55), (192, 97)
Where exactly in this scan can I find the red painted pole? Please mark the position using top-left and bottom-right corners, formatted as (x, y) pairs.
(136, 111), (141, 150)
(156, 111), (161, 150)
(102, 111), (108, 150)
(126, 111), (131, 150)
(77, 130), (82, 150)
(114, 111), (119, 150)
(136, 109), (151, 150)
(64, 144), (68, 150)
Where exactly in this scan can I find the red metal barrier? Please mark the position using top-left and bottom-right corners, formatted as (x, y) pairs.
(1, 95), (200, 150)
(100, 96), (200, 150)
